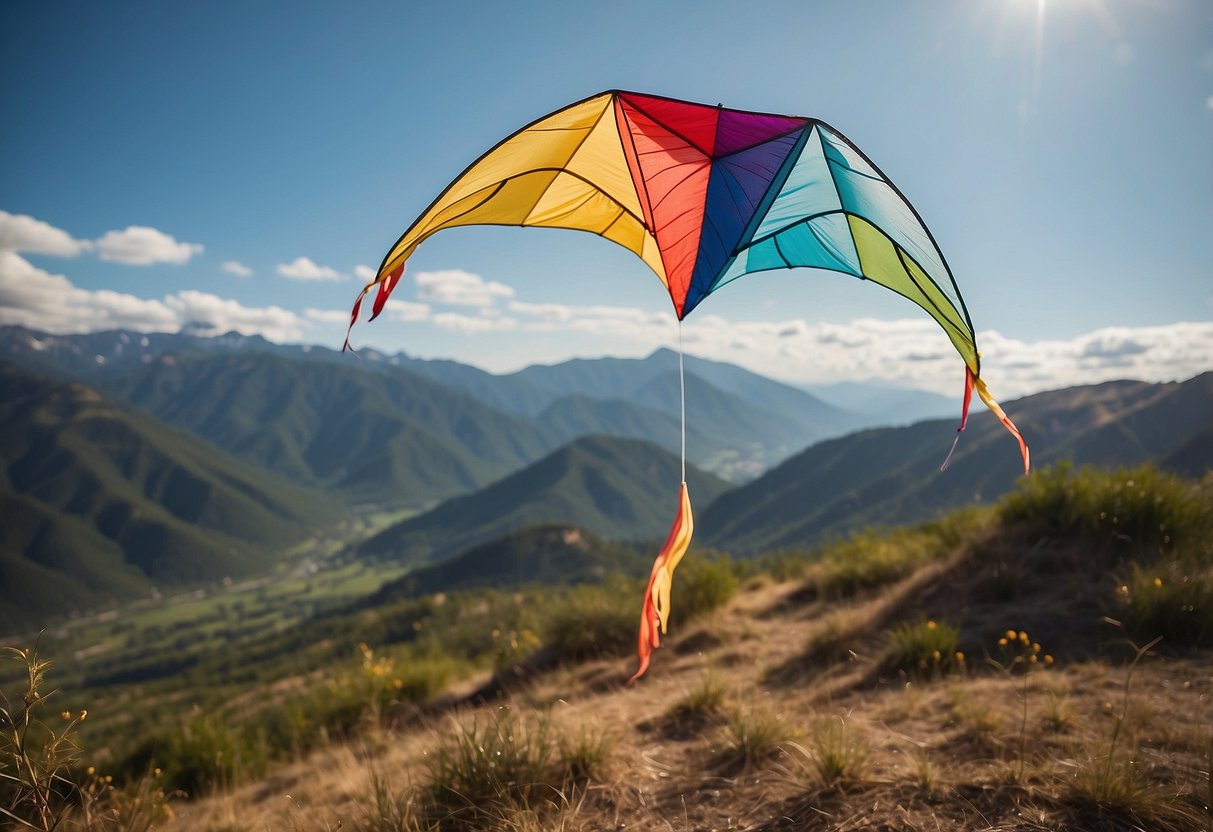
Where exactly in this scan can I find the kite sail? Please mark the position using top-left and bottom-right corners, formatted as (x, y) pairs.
(348, 90), (1029, 680)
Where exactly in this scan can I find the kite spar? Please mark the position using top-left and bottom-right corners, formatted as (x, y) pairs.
(347, 90), (1030, 681)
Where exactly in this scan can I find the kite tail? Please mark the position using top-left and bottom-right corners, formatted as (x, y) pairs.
(342, 290), (367, 353)
(939, 366), (976, 471)
(343, 265), (405, 352)
(629, 482), (693, 685)
(974, 374), (1031, 476)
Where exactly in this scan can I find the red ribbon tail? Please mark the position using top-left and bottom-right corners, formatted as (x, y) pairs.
(940, 367), (975, 472)
(342, 291), (366, 353)
(369, 265), (405, 321)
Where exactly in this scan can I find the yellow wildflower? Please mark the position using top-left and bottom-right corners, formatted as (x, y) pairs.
(1044, 655), (1054, 665)
(998, 637), (1008, 647)
(927, 620), (937, 630)
(1005, 629), (1016, 640)
(1153, 577), (1163, 588)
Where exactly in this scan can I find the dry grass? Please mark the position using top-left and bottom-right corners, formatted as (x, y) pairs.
(153, 562), (1212, 831)
(17, 468), (1211, 831)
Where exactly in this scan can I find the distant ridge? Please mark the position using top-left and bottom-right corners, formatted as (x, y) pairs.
(699, 373), (1213, 554)
(362, 525), (649, 606)
(355, 434), (733, 565)
(90, 351), (557, 506)
(0, 362), (337, 630)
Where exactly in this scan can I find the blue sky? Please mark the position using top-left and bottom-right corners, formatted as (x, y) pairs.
(2, 0), (1211, 394)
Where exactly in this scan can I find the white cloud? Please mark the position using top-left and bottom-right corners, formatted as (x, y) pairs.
(1207, 95), (1213, 112)
(431, 312), (517, 334)
(0, 250), (305, 341)
(508, 299), (671, 335)
(303, 308), (351, 326)
(95, 226), (203, 265)
(221, 260), (253, 277)
(354, 265), (376, 282)
(496, 295), (1213, 396)
(277, 256), (347, 281)
(0, 210), (92, 257)
(415, 269), (514, 307)
(507, 300), (573, 321)
(0, 250), (177, 333)
(385, 299), (430, 322)
(163, 291), (303, 341)
(665, 316), (1213, 397)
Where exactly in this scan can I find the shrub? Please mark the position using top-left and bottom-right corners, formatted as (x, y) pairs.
(426, 707), (557, 815)
(1121, 562), (1213, 648)
(881, 619), (962, 677)
(542, 581), (638, 663)
(813, 514), (983, 599)
(672, 555), (739, 620)
(155, 710), (267, 797)
(1, 646), (82, 831)
(1000, 464), (1212, 558)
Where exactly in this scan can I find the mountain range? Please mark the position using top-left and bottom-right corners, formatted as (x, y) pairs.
(2, 323), (1210, 632)
(699, 372), (1213, 553)
(355, 434), (732, 565)
(0, 362), (337, 630)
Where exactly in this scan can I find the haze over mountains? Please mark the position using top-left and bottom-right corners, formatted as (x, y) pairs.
(2, 323), (1210, 632)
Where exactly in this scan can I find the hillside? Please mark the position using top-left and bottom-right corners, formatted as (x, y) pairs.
(94, 351), (557, 506)
(22, 464), (1209, 832)
(363, 525), (650, 605)
(0, 363), (337, 630)
(700, 373), (1213, 554)
(512, 347), (854, 441)
(355, 434), (733, 564)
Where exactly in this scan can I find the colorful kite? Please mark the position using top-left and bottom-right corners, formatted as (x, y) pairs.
(347, 90), (1029, 681)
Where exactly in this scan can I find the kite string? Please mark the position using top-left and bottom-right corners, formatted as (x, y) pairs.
(679, 320), (685, 484)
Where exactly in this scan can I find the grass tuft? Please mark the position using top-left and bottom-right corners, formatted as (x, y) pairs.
(721, 706), (787, 772)
(667, 667), (728, 725)
(425, 707), (557, 818)
(789, 716), (869, 790)
(881, 619), (962, 678)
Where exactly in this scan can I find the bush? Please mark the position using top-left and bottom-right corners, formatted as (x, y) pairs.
(1121, 562), (1213, 648)
(673, 555), (739, 620)
(1, 646), (81, 830)
(426, 707), (557, 815)
(543, 580), (638, 662)
(1000, 464), (1212, 558)
(881, 619), (962, 677)
(154, 710), (266, 797)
